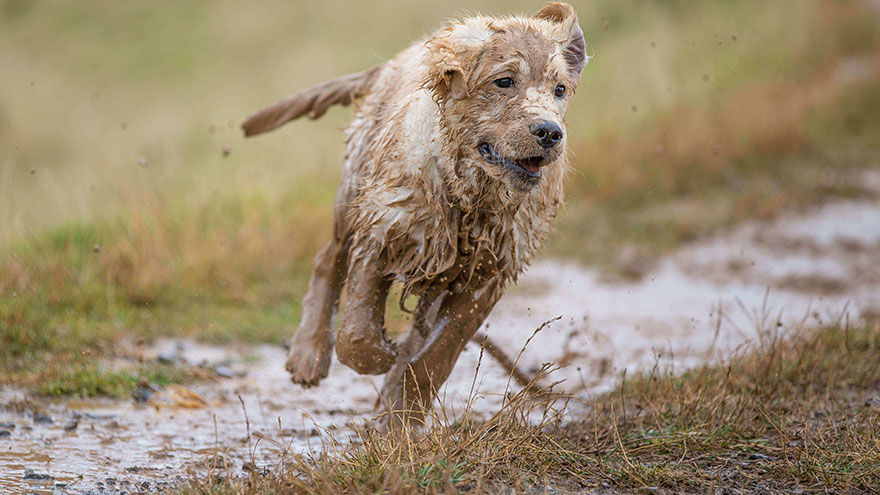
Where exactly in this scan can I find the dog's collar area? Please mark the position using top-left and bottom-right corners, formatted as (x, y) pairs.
(477, 143), (545, 179)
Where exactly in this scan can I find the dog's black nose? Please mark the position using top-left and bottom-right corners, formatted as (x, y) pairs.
(530, 120), (563, 149)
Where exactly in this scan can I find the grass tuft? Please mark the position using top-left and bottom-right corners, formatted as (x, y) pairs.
(178, 322), (880, 494)
(34, 362), (196, 399)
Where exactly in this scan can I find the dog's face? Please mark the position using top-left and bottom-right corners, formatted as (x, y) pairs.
(425, 3), (587, 194)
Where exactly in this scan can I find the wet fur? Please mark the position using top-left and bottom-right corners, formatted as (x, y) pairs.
(242, 3), (587, 426)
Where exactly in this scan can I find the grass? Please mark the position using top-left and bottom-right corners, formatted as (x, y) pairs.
(178, 321), (880, 494)
(34, 362), (196, 399)
(1, 0), (879, 393)
(0, 3), (878, 491)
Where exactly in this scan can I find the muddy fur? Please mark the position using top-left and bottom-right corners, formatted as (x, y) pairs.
(242, 2), (587, 425)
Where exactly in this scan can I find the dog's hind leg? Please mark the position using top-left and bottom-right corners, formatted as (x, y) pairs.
(378, 286), (447, 395)
(380, 274), (502, 427)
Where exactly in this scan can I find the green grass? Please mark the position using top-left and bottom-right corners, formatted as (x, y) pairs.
(178, 323), (880, 494)
(35, 363), (196, 399)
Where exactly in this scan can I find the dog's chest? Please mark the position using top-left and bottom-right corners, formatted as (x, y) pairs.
(407, 201), (546, 287)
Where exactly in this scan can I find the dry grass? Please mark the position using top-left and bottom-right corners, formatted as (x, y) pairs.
(573, 322), (880, 493)
(1, 0), (879, 392)
(0, 2), (877, 491)
(175, 321), (880, 494)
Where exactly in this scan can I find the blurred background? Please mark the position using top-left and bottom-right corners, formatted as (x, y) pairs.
(1, 0), (879, 380)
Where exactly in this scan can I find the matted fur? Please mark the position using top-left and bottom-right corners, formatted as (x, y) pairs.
(242, 2), (587, 425)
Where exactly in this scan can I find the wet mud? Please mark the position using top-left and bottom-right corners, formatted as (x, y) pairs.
(2, 172), (879, 494)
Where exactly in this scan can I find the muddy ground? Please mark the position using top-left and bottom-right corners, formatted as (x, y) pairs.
(2, 171), (879, 494)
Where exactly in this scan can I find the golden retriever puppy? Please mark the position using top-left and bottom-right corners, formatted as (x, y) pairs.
(242, 2), (587, 424)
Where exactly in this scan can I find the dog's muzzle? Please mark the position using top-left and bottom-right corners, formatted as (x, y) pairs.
(478, 143), (546, 180)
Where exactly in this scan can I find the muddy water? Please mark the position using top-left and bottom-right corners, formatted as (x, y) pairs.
(0, 342), (388, 494)
(2, 172), (880, 493)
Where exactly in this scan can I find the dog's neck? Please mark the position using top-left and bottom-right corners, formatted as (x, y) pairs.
(442, 162), (525, 215)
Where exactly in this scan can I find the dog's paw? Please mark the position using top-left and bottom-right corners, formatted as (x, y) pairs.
(285, 336), (333, 387)
(335, 327), (397, 375)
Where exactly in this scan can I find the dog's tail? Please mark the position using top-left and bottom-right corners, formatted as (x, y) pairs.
(241, 64), (384, 137)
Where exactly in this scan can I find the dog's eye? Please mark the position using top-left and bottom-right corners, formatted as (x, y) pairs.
(554, 84), (566, 98)
(494, 77), (514, 89)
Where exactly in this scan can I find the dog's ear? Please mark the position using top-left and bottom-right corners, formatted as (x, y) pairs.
(534, 2), (587, 75)
(423, 34), (469, 101)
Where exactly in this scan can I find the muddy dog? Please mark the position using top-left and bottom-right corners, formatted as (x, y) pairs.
(242, 2), (587, 425)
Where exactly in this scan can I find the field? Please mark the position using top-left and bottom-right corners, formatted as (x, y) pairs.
(1, 0), (879, 493)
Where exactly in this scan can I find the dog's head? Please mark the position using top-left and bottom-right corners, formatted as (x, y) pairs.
(424, 2), (587, 195)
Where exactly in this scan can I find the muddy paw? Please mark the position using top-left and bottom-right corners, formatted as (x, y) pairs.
(285, 336), (332, 388)
(335, 326), (397, 375)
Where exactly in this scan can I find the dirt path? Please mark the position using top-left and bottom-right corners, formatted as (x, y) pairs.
(2, 171), (879, 494)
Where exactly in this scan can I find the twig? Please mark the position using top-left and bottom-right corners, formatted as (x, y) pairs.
(471, 331), (536, 390)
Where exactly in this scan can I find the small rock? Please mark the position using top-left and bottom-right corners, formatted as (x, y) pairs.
(63, 420), (78, 431)
(132, 388), (154, 403)
(33, 413), (53, 424)
(0, 421), (14, 429)
(132, 382), (155, 403)
(0, 430), (11, 437)
(213, 365), (235, 378)
(157, 350), (179, 364)
(221, 145), (231, 157)
(23, 468), (53, 480)
(84, 413), (116, 420)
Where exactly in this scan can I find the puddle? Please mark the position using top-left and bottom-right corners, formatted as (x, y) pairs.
(2, 172), (879, 494)
(1, 342), (385, 494)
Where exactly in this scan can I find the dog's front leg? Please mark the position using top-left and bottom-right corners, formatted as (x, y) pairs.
(285, 237), (348, 387)
(335, 251), (397, 375)
(381, 275), (502, 426)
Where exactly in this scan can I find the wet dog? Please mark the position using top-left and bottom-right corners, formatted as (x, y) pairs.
(242, 2), (587, 425)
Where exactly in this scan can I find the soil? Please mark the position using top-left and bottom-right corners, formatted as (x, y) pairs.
(2, 170), (879, 495)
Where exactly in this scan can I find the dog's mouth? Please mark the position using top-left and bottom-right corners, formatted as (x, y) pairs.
(478, 143), (546, 179)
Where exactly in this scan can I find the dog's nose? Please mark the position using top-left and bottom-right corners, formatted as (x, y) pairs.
(530, 120), (563, 149)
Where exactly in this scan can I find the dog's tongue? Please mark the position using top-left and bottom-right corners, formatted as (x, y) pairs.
(519, 157), (543, 174)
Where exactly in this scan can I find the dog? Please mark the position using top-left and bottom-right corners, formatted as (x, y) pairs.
(242, 2), (587, 425)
